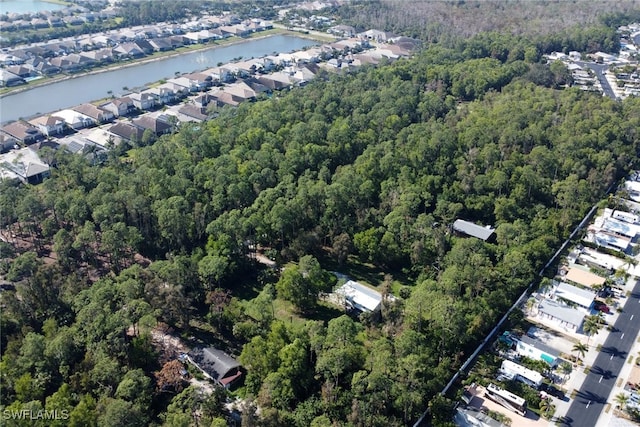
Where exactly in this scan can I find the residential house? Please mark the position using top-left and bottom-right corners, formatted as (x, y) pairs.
(514, 335), (560, 366)
(6, 65), (35, 79)
(220, 24), (251, 37)
(149, 38), (174, 52)
(184, 347), (243, 389)
(328, 24), (356, 38)
(27, 58), (61, 76)
(0, 69), (26, 87)
(0, 147), (50, 184)
(612, 210), (639, 224)
(499, 360), (543, 389)
(210, 90), (243, 107)
(258, 72), (293, 91)
(553, 281), (596, 312)
(72, 103), (115, 124)
(168, 76), (201, 93)
(334, 280), (383, 313)
(455, 406), (507, 427)
(146, 86), (178, 105)
(178, 104), (208, 122)
(0, 134), (18, 153)
(49, 56), (84, 73)
(564, 266), (607, 290)
(192, 93), (215, 108)
(223, 81), (257, 101)
(206, 66), (234, 83)
(128, 92), (156, 110)
(1, 121), (43, 144)
(53, 109), (96, 130)
(132, 115), (172, 136)
(101, 97), (134, 117)
(358, 29), (398, 43)
(80, 48), (115, 65)
(108, 122), (144, 143)
(113, 43), (145, 59)
(452, 219), (496, 242)
(537, 299), (585, 333)
(29, 115), (66, 137)
(185, 72), (213, 90)
(134, 39), (155, 55)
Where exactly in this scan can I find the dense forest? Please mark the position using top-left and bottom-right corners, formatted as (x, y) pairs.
(2, 7), (640, 427)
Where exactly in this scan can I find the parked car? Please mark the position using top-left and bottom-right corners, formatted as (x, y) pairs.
(595, 302), (610, 314)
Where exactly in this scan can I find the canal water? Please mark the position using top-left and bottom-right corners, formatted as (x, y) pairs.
(0, 35), (317, 123)
(0, 0), (67, 14)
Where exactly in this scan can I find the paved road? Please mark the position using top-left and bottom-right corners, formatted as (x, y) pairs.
(559, 280), (640, 427)
(575, 61), (617, 100)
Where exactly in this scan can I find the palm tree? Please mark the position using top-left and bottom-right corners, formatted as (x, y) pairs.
(614, 392), (629, 410)
(560, 361), (573, 381)
(539, 397), (555, 419)
(572, 342), (588, 363)
(525, 296), (538, 314)
(583, 316), (603, 345)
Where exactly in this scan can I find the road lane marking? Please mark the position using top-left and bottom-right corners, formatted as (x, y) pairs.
(632, 315), (635, 321)
(611, 354), (615, 360)
(599, 376), (603, 383)
(622, 333), (625, 339)
(586, 401), (591, 408)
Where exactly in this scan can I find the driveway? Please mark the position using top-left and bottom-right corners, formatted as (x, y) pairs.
(558, 279), (640, 427)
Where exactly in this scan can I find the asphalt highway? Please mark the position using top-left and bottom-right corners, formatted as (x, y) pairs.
(559, 280), (640, 427)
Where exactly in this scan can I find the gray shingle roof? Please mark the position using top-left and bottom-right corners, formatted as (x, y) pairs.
(453, 219), (496, 241)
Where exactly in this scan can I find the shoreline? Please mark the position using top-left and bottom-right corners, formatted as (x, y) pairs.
(0, 29), (328, 100)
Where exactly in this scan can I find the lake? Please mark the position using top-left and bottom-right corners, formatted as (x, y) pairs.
(0, 35), (318, 123)
(0, 0), (67, 14)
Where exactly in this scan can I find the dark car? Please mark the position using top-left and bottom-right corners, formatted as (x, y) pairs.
(595, 302), (610, 314)
(541, 383), (565, 399)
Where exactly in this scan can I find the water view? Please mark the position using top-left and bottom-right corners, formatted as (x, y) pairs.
(0, 35), (318, 123)
(0, 0), (67, 14)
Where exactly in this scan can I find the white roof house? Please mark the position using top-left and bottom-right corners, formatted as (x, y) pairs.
(612, 210), (639, 224)
(594, 231), (631, 252)
(53, 108), (95, 130)
(537, 300), (585, 332)
(602, 217), (640, 238)
(499, 360), (543, 389)
(554, 281), (596, 311)
(0, 147), (50, 184)
(335, 280), (382, 313)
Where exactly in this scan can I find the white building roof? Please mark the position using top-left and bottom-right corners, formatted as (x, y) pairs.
(335, 280), (382, 312)
(0, 147), (49, 182)
(612, 210), (639, 224)
(602, 217), (640, 238)
(555, 280), (596, 309)
(452, 219), (495, 241)
(538, 300), (585, 328)
(594, 231), (631, 251)
(500, 360), (543, 387)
